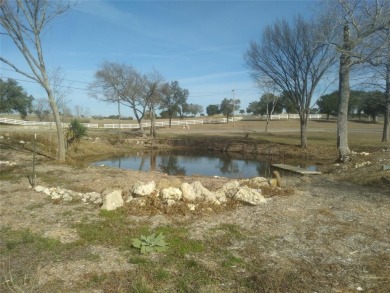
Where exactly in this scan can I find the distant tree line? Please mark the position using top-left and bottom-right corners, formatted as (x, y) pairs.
(317, 90), (386, 122)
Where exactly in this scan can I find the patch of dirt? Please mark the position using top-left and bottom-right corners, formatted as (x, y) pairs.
(0, 142), (389, 291)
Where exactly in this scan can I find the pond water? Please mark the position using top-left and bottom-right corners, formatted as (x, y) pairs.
(91, 150), (319, 178)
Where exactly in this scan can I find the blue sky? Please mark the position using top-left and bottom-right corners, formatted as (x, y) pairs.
(1, 0), (318, 117)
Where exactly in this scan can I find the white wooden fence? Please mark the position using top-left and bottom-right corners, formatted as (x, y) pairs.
(269, 114), (324, 120)
(0, 118), (99, 128)
(0, 115), (325, 130)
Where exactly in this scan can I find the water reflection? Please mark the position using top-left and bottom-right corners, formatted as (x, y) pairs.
(90, 150), (318, 178)
(159, 155), (186, 176)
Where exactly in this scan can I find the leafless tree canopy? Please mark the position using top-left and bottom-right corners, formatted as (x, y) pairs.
(245, 15), (336, 148)
(0, 0), (71, 161)
(89, 62), (166, 136)
(0, 0), (70, 82)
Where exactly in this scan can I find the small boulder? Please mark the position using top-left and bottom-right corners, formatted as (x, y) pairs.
(272, 171), (282, 187)
(234, 186), (267, 205)
(203, 191), (218, 203)
(88, 192), (101, 202)
(191, 181), (212, 200)
(222, 180), (240, 198)
(181, 182), (197, 201)
(160, 187), (182, 201)
(131, 181), (156, 197)
(34, 185), (45, 192)
(62, 194), (73, 202)
(215, 190), (227, 203)
(248, 177), (270, 188)
(43, 188), (51, 196)
(101, 189), (123, 211)
(51, 192), (61, 200)
(269, 178), (278, 187)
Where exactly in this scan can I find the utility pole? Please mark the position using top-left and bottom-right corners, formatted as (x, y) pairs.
(232, 89), (235, 127)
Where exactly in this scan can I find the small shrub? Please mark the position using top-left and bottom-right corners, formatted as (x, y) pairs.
(66, 119), (87, 147)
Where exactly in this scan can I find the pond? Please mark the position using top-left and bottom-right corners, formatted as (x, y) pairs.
(90, 150), (320, 178)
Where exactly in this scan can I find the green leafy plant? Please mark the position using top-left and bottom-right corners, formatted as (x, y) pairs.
(132, 233), (168, 254)
(66, 119), (87, 147)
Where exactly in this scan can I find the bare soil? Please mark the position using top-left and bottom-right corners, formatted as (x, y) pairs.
(0, 120), (389, 292)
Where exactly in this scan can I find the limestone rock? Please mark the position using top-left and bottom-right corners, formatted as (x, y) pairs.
(34, 185), (45, 192)
(247, 177), (270, 188)
(132, 181), (156, 197)
(62, 194), (73, 202)
(191, 181), (213, 200)
(101, 189), (123, 211)
(203, 191), (217, 203)
(234, 186), (266, 205)
(215, 189), (227, 203)
(88, 192), (101, 202)
(187, 204), (196, 211)
(269, 178), (278, 187)
(43, 188), (51, 196)
(222, 180), (240, 198)
(272, 171), (282, 187)
(93, 197), (103, 205)
(51, 192), (61, 200)
(180, 182), (197, 201)
(160, 187), (182, 201)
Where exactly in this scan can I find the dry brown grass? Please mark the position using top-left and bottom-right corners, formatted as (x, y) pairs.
(0, 118), (389, 292)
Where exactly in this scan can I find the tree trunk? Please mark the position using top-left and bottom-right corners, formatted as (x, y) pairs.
(150, 104), (156, 138)
(137, 118), (145, 137)
(337, 24), (352, 162)
(169, 115), (172, 128)
(383, 65), (390, 142)
(265, 116), (270, 133)
(300, 114), (308, 149)
(47, 89), (65, 162)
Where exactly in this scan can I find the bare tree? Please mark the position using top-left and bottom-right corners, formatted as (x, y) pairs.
(258, 78), (279, 133)
(0, 0), (70, 161)
(74, 104), (90, 118)
(363, 28), (390, 142)
(144, 70), (165, 138)
(89, 62), (149, 136)
(245, 15), (336, 148)
(33, 98), (51, 121)
(51, 67), (72, 117)
(320, 0), (390, 161)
